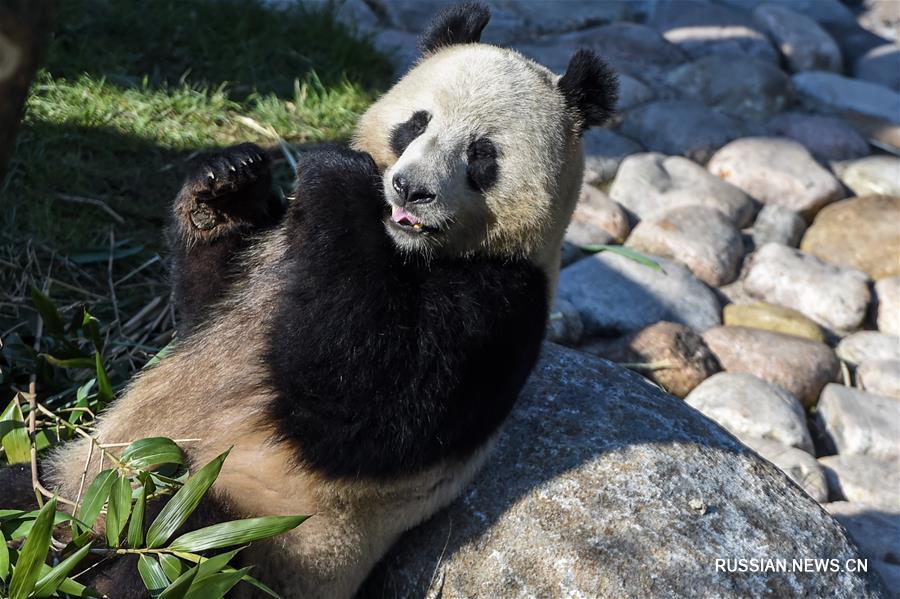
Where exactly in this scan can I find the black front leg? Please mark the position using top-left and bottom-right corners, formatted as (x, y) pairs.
(265, 146), (549, 480)
(171, 143), (284, 335)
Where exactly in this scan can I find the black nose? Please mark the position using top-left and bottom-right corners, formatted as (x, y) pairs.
(392, 174), (436, 205)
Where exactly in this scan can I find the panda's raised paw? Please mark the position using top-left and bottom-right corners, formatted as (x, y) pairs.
(175, 143), (279, 235)
(190, 143), (271, 203)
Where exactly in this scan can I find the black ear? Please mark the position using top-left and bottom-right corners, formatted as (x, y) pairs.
(418, 2), (491, 54)
(557, 49), (619, 133)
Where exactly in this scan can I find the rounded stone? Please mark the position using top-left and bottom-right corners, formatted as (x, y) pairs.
(582, 321), (721, 398)
(582, 129), (645, 185)
(615, 73), (656, 112)
(800, 195), (900, 280)
(723, 302), (824, 342)
(836, 331), (900, 366)
(753, 4), (843, 72)
(516, 22), (688, 85)
(650, 0), (779, 64)
(577, 185), (630, 242)
(857, 360), (900, 401)
(610, 152), (756, 227)
(547, 298), (584, 347)
(793, 71), (900, 123)
(665, 55), (794, 121)
(685, 372), (814, 453)
(626, 205), (744, 287)
(751, 204), (807, 249)
(557, 252), (722, 337)
(815, 383), (900, 461)
(702, 325), (839, 407)
(743, 437), (828, 503)
(821, 454), (900, 512)
(707, 137), (845, 219)
(833, 157), (900, 198)
(765, 112), (870, 163)
(875, 277), (900, 337)
(743, 243), (871, 333)
(565, 192), (626, 248)
(854, 43), (900, 91)
(618, 101), (747, 164)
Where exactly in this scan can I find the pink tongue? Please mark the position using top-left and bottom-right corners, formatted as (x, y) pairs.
(391, 205), (420, 226)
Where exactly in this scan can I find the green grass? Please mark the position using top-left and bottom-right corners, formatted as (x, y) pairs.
(0, 0), (391, 397)
(3, 0), (391, 250)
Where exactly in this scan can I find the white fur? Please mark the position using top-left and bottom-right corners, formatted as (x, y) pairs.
(354, 44), (585, 297)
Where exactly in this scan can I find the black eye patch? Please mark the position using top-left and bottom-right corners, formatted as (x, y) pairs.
(389, 110), (430, 157)
(466, 137), (498, 192)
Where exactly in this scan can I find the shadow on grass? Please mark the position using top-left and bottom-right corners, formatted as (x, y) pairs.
(2, 0), (392, 254)
(46, 0), (392, 98)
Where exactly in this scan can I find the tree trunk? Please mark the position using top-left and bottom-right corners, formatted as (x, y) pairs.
(0, 0), (54, 180)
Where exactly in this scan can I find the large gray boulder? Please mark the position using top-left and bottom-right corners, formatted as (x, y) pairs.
(362, 344), (883, 597)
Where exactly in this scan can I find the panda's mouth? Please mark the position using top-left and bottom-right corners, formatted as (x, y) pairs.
(388, 205), (439, 234)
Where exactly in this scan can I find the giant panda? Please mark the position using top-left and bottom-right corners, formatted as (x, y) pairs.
(34, 3), (618, 597)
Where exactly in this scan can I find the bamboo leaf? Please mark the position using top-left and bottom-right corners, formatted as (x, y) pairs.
(184, 566), (251, 599)
(5, 511), (72, 540)
(0, 397), (30, 464)
(57, 576), (102, 598)
(192, 547), (244, 582)
(122, 437), (184, 469)
(106, 475), (133, 547)
(580, 244), (663, 271)
(95, 353), (114, 404)
(0, 529), (9, 582)
(127, 482), (147, 547)
(143, 341), (175, 370)
(145, 450), (229, 548)
(138, 555), (170, 597)
(168, 515), (307, 552)
(76, 469), (116, 531)
(33, 541), (93, 597)
(81, 309), (103, 351)
(39, 354), (96, 370)
(237, 573), (281, 599)
(157, 565), (197, 599)
(76, 379), (96, 403)
(30, 555), (101, 597)
(30, 288), (65, 338)
(8, 496), (55, 599)
(158, 553), (184, 583)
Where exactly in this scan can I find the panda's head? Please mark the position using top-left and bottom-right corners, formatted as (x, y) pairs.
(352, 2), (618, 260)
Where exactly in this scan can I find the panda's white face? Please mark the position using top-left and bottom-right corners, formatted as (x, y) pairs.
(383, 107), (501, 255)
(354, 44), (579, 259)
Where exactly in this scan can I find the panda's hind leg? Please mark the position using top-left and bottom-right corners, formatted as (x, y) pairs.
(171, 143), (284, 334)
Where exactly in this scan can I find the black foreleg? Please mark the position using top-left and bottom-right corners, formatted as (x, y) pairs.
(170, 143), (285, 335)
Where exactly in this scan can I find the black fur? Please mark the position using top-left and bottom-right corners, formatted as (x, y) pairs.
(258, 147), (547, 479)
(170, 143), (284, 335)
(466, 136), (498, 192)
(168, 145), (547, 480)
(417, 1), (491, 54)
(0, 465), (36, 511)
(388, 110), (430, 157)
(557, 49), (619, 133)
